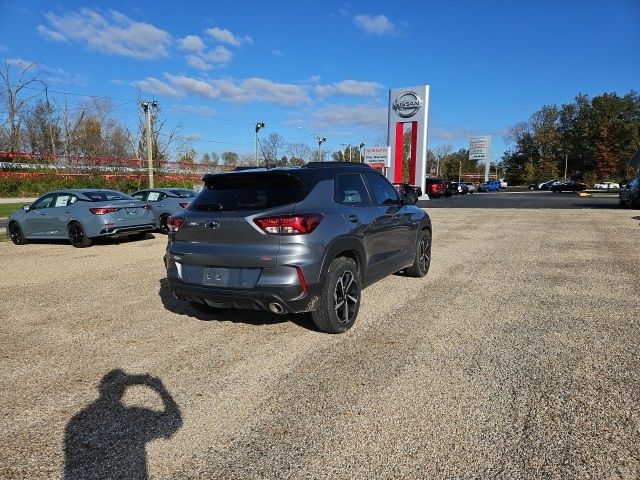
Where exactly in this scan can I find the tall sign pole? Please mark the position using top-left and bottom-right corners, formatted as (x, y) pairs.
(387, 85), (430, 198)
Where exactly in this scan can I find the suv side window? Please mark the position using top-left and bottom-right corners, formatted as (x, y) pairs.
(364, 173), (399, 206)
(335, 174), (371, 206)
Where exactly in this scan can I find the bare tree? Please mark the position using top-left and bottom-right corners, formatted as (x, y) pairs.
(262, 132), (285, 164)
(286, 142), (311, 164)
(0, 60), (43, 155)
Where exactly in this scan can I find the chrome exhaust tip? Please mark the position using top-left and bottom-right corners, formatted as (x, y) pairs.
(269, 302), (285, 314)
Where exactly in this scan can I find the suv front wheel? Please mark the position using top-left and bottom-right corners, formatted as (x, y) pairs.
(312, 257), (361, 334)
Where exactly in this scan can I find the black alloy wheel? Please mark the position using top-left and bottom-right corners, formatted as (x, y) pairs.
(404, 230), (431, 278)
(67, 222), (91, 248)
(311, 257), (361, 334)
(8, 222), (27, 245)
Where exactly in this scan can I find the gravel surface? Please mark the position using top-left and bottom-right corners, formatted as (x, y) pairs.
(1, 208), (639, 479)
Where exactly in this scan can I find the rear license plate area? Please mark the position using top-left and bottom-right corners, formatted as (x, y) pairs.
(200, 267), (261, 288)
(126, 207), (138, 215)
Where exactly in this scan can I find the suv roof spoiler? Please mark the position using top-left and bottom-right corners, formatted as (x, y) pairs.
(303, 162), (372, 169)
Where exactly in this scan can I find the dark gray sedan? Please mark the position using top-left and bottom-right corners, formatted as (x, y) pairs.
(132, 188), (196, 234)
(7, 189), (156, 247)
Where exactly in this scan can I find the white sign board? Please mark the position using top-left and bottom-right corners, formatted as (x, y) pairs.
(469, 135), (490, 161)
(469, 135), (492, 181)
(364, 146), (391, 167)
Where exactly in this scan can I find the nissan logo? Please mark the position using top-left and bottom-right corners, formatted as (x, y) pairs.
(392, 91), (423, 118)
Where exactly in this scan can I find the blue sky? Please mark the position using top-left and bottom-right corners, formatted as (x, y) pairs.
(0, 0), (638, 162)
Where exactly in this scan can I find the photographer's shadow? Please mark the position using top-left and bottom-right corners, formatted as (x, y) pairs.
(64, 369), (182, 480)
(158, 278), (316, 330)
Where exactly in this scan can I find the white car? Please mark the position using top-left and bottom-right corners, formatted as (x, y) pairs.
(463, 182), (476, 193)
(593, 181), (619, 189)
(499, 178), (508, 189)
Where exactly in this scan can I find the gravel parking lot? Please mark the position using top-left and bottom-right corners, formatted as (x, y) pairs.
(1, 206), (639, 479)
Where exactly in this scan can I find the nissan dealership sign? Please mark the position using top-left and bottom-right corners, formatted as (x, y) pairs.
(392, 91), (424, 118)
(364, 146), (391, 166)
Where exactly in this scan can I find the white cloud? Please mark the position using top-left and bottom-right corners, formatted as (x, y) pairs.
(205, 27), (253, 46)
(37, 8), (172, 60)
(5, 58), (36, 69)
(211, 78), (310, 106)
(353, 14), (396, 36)
(135, 77), (182, 97)
(185, 55), (212, 71)
(179, 35), (205, 53)
(134, 74), (311, 106)
(202, 46), (233, 64)
(271, 49), (284, 56)
(0, 45), (8, 52)
(314, 80), (383, 98)
(311, 104), (388, 130)
(165, 74), (217, 98)
(185, 46), (233, 71)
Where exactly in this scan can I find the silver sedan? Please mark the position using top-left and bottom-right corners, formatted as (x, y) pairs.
(7, 189), (156, 248)
(131, 188), (196, 234)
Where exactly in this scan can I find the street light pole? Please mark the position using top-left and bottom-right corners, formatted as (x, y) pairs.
(359, 142), (365, 163)
(141, 100), (158, 188)
(564, 154), (568, 180)
(255, 121), (265, 166)
(318, 136), (326, 161)
(458, 159), (462, 182)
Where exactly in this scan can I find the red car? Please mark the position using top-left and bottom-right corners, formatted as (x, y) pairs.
(425, 178), (448, 198)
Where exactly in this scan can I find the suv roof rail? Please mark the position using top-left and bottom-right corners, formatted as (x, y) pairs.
(303, 161), (371, 169)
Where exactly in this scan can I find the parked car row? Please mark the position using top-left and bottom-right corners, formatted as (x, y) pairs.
(530, 178), (623, 191)
(7, 187), (194, 247)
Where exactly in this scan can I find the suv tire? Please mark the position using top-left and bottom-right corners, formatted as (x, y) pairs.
(312, 257), (360, 334)
(404, 230), (431, 278)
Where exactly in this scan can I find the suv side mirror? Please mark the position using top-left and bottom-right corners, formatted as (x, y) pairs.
(403, 193), (419, 205)
(22, 204), (31, 211)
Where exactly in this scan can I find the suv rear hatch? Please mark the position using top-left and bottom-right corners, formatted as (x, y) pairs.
(167, 171), (304, 287)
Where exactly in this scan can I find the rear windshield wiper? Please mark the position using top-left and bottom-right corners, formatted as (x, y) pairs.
(192, 202), (224, 211)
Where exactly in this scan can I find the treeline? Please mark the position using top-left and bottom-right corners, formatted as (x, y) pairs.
(501, 91), (640, 184)
(0, 61), (331, 169)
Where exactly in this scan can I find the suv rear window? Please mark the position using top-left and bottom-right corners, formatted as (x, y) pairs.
(190, 173), (303, 211)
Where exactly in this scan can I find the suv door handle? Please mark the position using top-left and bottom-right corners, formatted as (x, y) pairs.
(348, 215), (360, 223)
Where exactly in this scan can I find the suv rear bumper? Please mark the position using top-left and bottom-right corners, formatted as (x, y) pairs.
(167, 277), (320, 314)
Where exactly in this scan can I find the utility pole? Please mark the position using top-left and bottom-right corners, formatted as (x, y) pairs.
(141, 100), (158, 188)
(255, 121), (265, 166)
(458, 159), (462, 182)
(359, 142), (365, 163)
(564, 154), (568, 180)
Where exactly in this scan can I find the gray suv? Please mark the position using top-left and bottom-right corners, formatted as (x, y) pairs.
(165, 163), (432, 333)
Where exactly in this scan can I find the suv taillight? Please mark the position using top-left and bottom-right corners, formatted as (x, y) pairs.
(254, 214), (323, 235)
(144, 204), (153, 210)
(168, 216), (184, 232)
(89, 207), (119, 215)
(179, 202), (190, 208)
